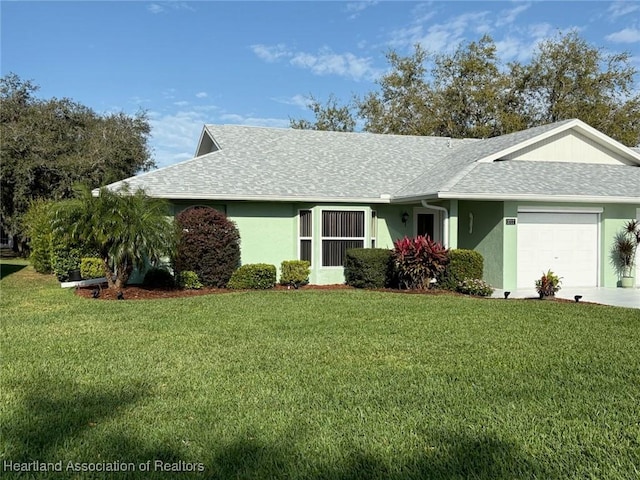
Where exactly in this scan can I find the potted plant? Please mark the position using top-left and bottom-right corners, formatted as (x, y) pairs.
(535, 269), (562, 299)
(611, 220), (640, 288)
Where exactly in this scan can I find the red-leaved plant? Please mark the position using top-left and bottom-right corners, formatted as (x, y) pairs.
(392, 235), (449, 290)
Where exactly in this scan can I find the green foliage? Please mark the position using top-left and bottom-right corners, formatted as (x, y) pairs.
(0, 73), (155, 251)
(535, 269), (562, 297)
(437, 249), (484, 291)
(142, 267), (175, 288)
(177, 270), (203, 290)
(279, 260), (311, 287)
(80, 257), (104, 280)
(392, 236), (449, 290)
(227, 263), (276, 290)
(52, 185), (175, 290)
(344, 248), (393, 289)
(23, 198), (56, 273)
(50, 244), (88, 281)
(289, 94), (356, 132)
(175, 207), (241, 288)
(456, 278), (494, 297)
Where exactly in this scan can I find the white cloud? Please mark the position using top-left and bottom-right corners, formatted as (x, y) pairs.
(607, 1), (640, 19)
(606, 27), (640, 43)
(218, 113), (289, 128)
(195, 92), (208, 98)
(173, 100), (189, 107)
(147, 2), (194, 15)
(148, 109), (209, 168)
(147, 3), (165, 14)
(251, 44), (291, 62)
(272, 94), (312, 109)
(387, 11), (492, 53)
(495, 3), (531, 28)
(252, 44), (379, 81)
(345, 1), (379, 19)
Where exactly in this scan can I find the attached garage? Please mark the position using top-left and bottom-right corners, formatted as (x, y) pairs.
(517, 210), (600, 289)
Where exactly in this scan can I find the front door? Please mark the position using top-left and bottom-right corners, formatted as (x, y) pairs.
(414, 208), (441, 242)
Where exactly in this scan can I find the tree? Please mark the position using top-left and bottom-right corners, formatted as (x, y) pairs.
(291, 32), (640, 146)
(429, 35), (525, 138)
(0, 73), (156, 253)
(289, 94), (356, 132)
(52, 185), (175, 291)
(357, 45), (436, 136)
(515, 31), (640, 146)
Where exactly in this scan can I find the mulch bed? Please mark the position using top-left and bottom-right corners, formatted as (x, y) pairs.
(74, 283), (354, 300)
(74, 283), (587, 304)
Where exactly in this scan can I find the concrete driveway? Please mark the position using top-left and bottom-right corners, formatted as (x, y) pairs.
(492, 287), (640, 309)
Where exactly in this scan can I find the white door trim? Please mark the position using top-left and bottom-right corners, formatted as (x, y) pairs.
(413, 207), (442, 243)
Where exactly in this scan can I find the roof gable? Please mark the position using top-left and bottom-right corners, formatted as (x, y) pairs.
(476, 119), (640, 166)
(500, 129), (636, 165)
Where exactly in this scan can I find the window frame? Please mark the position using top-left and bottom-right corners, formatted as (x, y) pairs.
(298, 209), (313, 266)
(320, 209), (367, 268)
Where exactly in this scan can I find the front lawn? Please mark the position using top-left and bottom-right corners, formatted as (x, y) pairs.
(1, 260), (639, 479)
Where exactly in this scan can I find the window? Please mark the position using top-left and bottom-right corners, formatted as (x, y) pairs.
(371, 210), (377, 248)
(321, 210), (365, 266)
(299, 210), (312, 264)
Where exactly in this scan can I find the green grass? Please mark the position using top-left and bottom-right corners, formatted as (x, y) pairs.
(1, 259), (639, 479)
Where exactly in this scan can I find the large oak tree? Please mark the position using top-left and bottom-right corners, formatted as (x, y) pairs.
(1, 73), (155, 252)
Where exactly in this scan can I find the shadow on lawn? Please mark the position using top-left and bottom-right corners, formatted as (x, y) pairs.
(206, 432), (549, 480)
(0, 261), (27, 279)
(3, 374), (550, 479)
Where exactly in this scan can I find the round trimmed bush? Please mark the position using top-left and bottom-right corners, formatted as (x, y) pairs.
(344, 248), (394, 288)
(437, 249), (484, 290)
(174, 207), (241, 287)
(227, 263), (276, 289)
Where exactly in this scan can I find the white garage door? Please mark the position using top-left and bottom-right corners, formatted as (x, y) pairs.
(517, 212), (599, 289)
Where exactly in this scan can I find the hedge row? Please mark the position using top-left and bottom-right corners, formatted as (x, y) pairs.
(345, 247), (490, 295)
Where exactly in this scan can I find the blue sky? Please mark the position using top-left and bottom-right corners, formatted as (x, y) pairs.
(2, 1), (639, 169)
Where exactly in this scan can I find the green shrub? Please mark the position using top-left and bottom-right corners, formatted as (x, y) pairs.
(280, 260), (311, 287)
(143, 267), (175, 288)
(227, 264), (276, 290)
(457, 278), (494, 297)
(80, 257), (104, 279)
(177, 270), (203, 290)
(24, 199), (57, 274)
(344, 248), (393, 288)
(175, 207), (241, 287)
(437, 249), (484, 290)
(51, 244), (89, 281)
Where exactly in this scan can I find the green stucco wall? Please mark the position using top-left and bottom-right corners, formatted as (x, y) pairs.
(457, 201), (505, 288)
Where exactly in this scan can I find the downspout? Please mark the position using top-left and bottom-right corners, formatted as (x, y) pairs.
(421, 200), (449, 248)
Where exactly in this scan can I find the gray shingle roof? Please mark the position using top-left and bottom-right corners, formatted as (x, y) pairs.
(106, 125), (472, 201)
(104, 120), (640, 203)
(447, 161), (640, 199)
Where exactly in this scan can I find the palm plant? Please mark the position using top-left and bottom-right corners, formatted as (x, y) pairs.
(611, 220), (640, 278)
(52, 185), (175, 290)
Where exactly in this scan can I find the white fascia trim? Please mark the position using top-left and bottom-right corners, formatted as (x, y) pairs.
(437, 192), (640, 204)
(518, 206), (604, 214)
(155, 193), (393, 204)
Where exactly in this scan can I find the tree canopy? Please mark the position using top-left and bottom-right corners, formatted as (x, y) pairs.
(291, 32), (640, 147)
(1, 73), (155, 251)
